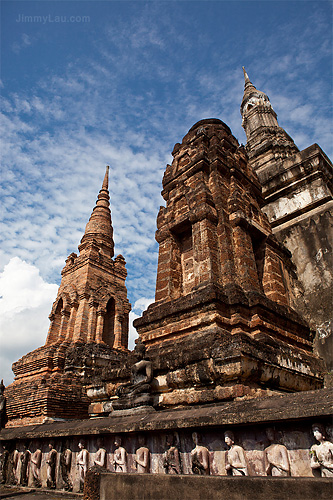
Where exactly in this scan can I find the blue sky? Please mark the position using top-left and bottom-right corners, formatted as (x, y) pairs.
(0, 0), (332, 384)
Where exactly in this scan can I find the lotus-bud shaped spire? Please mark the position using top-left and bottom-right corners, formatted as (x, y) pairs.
(79, 166), (114, 258)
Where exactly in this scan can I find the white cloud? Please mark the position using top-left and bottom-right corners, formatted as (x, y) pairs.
(128, 297), (155, 350)
(12, 33), (32, 54)
(0, 258), (58, 386)
(128, 311), (139, 351)
(133, 297), (155, 315)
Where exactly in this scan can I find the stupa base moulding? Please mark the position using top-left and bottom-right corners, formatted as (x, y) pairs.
(0, 388), (332, 495)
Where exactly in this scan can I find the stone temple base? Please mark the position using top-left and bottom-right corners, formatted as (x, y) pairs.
(0, 389), (332, 493)
(87, 472), (333, 500)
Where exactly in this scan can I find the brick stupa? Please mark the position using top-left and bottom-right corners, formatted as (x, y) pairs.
(5, 167), (131, 427)
(131, 118), (324, 408)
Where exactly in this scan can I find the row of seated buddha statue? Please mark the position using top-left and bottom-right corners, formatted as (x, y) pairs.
(0, 424), (332, 492)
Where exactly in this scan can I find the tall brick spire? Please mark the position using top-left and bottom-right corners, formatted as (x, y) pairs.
(44, 166), (130, 347)
(80, 165), (114, 259)
(5, 167), (130, 426)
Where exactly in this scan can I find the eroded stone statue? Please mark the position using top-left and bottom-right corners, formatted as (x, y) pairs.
(224, 430), (248, 476)
(163, 434), (181, 474)
(310, 423), (333, 477)
(60, 441), (72, 491)
(46, 442), (57, 489)
(0, 442), (9, 484)
(113, 436), (127, 473)
(8, 444), (19, 485)
(20, 443), (31, 486)
(31, 443), (42, 488)
(134, 435), (150, 473)
(191, 432), (210, 475)
(264, 427), (290, 476)
(114, 340), (153, 410)
(94, 438), (106, 470)
(77, 440), (89, 492)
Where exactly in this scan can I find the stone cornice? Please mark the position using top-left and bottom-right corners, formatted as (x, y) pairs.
(1, 388), (331, 439)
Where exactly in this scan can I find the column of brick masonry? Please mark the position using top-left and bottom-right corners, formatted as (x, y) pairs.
(192, 218), (219, 286)
(73, 295), (89, 342)
(155, 233), (181, 302)
(46, 311), (61, 345)
(232, 223), (261, 293)
(66, 302), (78, 341)
(113, 308), (123, 349)
(87, 302), (98, 342)
(95, 310), (105, 343)
(59, 310), (70, 341)
(210, 168), (237, 287)
(262, 244), (289, 306)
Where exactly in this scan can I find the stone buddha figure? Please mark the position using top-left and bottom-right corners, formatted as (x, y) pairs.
(77, 440), (89, 492)
(20, 443), (31, 486)
(0, 442), (9, 484)
(310, 423), (333, 477)
(60, 440), (72, 491)
(94, 438), (107, 470)
(264, 427), (290, 476)
(113, 436), (127, 473)
(134, 435), (150, 473)
(46, 442), (57, 489)
(113, 340), (153, 410)
(163, 434), (181, 474)
(31, 442), (42, 488)
(191, 432), (210, 475)
(8, 443), (19, 485)
(224, 430), (248, 476)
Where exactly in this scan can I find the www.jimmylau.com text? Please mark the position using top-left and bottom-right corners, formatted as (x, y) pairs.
(16, 14), (90, 24)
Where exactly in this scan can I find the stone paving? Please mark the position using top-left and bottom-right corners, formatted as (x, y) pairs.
(0, 486), (81, 500)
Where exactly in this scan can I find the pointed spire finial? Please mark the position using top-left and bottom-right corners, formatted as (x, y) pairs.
(102, 166), (109, 191)
(240, 66), (264, 114)
(242, 66), (251, 86)
(242, 66), (256, 92)
(79, 167), (114, 258)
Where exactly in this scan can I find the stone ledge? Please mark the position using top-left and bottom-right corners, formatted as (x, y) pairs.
(1, 388), (331, 440)
(94, 473), (333, 500)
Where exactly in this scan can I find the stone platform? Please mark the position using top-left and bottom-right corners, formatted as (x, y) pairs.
(92, 473), (333, 500)
(0, 389), (332, 493)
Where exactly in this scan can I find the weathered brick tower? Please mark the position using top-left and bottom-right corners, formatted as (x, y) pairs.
(133, 118), (324, 408)
(240, 68), (333, 371)
(5, 167), (130, 427)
